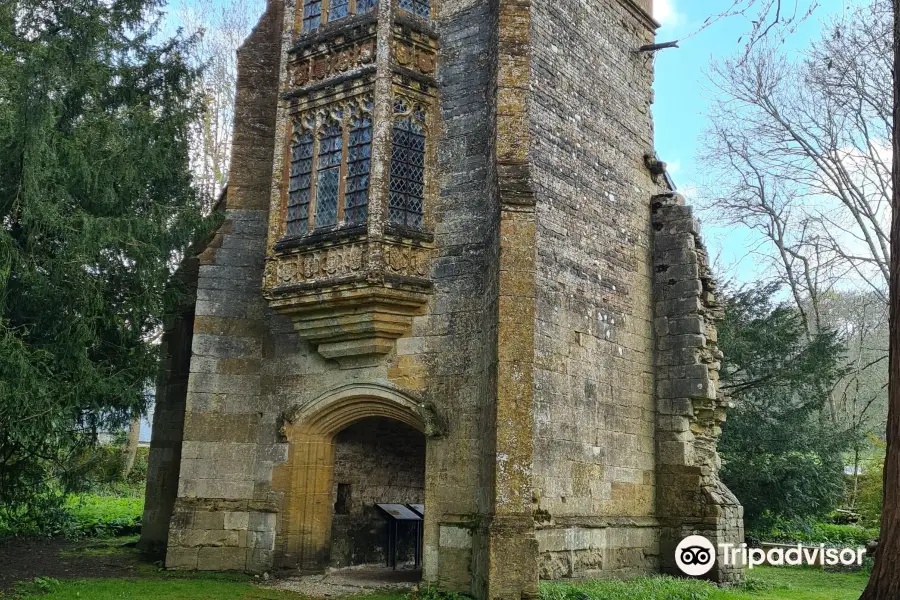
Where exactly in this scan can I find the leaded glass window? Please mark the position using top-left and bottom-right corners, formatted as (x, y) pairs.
(328, 0), (349, 21)
(300, 0), (376, 33)
(287, 129), (314, 236)
(389, 100), (426, 229)
(302, 0), (322, 32)
(315, 119), (343, 229)
(356, 0), (376, 14)
(283, 100), (376, 238)
(346, 114), (372, 226)
(398, 0), (429, 19)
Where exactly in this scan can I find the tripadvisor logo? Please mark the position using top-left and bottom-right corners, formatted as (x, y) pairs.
(675, 534), (867, 576)
(675, 535), (716, 576)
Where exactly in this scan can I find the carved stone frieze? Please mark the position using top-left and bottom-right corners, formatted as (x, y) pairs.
(391, 20), (438, 79)
(393, 40), (435, 75)
(384, 242), (430, 278)
(263, 239), (431, 289)
(290, 38), (376, 87)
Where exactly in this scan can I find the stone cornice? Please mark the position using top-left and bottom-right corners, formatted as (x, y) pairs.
(615, 0), (659, 31)
(288, 12), (378, 55)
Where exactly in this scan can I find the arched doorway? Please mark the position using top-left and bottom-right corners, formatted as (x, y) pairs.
(331, 417), (425, 567)
(272, 384), (433, 572)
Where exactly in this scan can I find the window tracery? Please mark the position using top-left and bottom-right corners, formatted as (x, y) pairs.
(315, 116), (343, 228)
(286, 127), (314, 236)
(285, 98), (374, 238)
(345, 107), (372, 226)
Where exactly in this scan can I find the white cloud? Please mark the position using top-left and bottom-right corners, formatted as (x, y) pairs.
(666, 159), (681, 175)
(653, 0), (685, 29)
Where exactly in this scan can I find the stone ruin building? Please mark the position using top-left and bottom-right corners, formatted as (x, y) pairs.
(138, 0), (745, 596)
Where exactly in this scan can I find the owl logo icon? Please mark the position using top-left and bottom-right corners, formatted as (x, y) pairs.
(675, 535), (716, 576)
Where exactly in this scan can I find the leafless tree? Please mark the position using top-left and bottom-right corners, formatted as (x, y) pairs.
(703, 0), (891, 303)
(700, 0), (891, 437)
(680, 0), (820, 55)
(170, 0), (263, 210)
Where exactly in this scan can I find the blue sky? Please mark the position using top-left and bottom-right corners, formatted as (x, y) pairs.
(158, 0), (853, 287)
(652, 0), (853, 282)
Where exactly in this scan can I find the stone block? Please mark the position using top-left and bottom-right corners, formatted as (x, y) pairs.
(166, 547), (199, 569)
(197, 546), (247, 571)
(224, 511), (250, 530)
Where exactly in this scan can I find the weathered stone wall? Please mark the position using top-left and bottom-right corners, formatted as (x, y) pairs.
(139, 265), (197, 557)
(529, 0), (661, 579)
(330, 417), (425, 566)
(162, 0), (285, 572)
(417, 0), (500, 593)
(652, 191), (744, 584)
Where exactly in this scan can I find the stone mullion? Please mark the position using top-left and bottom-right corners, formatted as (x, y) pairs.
(364, 0), (394, 278)
(336, 117), (350, 225)
(278, 121), (295, 238)
(308, 127), (321, 231)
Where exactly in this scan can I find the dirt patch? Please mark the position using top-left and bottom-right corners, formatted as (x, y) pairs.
(0, 536), (148, 593)
(268, 566), (420, 597)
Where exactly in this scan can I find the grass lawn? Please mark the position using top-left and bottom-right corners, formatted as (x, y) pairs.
(1, 534), (870, 600)
(9, 578), (308, 600)
(6, 567), (870, 600)
(542, 567), (869, 600)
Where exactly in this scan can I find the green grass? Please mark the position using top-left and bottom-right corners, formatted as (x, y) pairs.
(9, 578), (313, 599)
(540, 567), (868, 600)
(3, 550), (869, 600)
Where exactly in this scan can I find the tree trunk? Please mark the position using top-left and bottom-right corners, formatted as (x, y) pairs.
(859, 1), (900, 596)
(121, 415), (141, 479)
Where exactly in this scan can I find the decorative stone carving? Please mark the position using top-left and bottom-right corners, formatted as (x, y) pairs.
(394, 40), (435, 74)
(291, 39), (376, 86)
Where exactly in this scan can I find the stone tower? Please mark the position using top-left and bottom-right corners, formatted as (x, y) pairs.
(139, 0), (745, 596)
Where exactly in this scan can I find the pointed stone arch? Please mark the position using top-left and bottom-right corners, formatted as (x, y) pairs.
(273, 383), (440, 569)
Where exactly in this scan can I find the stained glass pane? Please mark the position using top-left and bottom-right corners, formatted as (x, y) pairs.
(302, 0), (322, 32)
(345, 115), (372, 226)
(287, 129), (314, 236)
(329, 0), (349, 21)
(389, 115), (426, 229)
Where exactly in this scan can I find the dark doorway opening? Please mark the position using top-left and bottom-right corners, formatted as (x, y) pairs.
(329, 417), (425, 569)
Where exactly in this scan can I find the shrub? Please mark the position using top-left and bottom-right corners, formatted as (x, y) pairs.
(856, 438), (886, 526)
(64, 494), (144, 538)
(750, 519), (878, 547)
(0, 493), (144, 539)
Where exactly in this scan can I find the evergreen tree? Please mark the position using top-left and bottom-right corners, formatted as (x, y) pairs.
(718, 283), (853, 528)
(0, 0), (210, 518)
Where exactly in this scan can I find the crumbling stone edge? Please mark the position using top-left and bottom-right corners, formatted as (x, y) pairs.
(651, 192), (745, 585)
